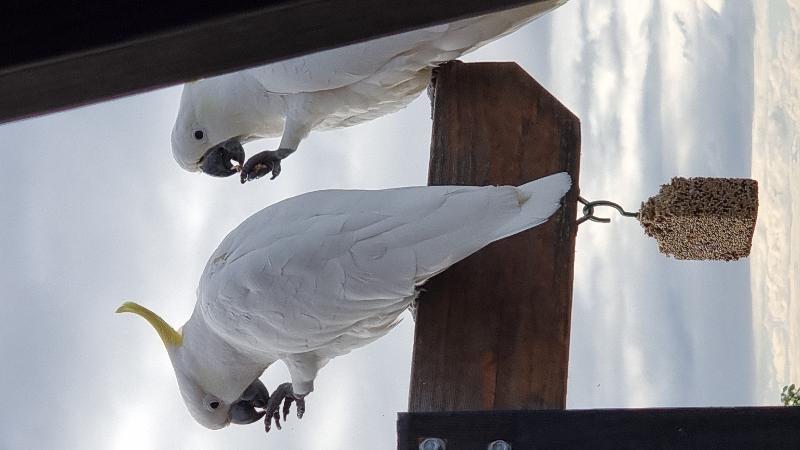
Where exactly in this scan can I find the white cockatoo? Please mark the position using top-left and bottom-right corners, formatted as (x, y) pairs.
(117, 172), (571, 432)
(170, 1), (568, 182)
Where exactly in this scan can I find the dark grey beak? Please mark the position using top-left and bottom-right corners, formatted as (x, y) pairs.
(199, 139), (245, 178)
(229, 379), (269, 425)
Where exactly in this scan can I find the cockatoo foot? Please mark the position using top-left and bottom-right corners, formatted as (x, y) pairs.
(264, 382), (306, 432)
(240, 148), (295, 184)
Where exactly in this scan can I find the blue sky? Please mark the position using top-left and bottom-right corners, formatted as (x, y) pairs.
(0, 1), (795, 449)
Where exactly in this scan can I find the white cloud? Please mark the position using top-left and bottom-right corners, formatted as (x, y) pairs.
(750, 0), (800, 405)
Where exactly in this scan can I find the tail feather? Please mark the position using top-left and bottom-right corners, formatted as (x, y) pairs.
(492, 172), (572, 241)
(437, 1), (570, 55)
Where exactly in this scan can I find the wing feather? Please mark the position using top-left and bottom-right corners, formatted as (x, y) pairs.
(198, 185), (522, 355)
(244, 2), (565, 94)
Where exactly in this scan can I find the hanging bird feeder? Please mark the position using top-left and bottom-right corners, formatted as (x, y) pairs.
(578, 177), (759, 261)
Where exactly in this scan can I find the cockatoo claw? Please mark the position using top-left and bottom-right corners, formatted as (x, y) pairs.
(281, 395), (294, 421)
(240, 148), (295, 184)
(263, 382), (305, 433)
(296, 397), (306, 419)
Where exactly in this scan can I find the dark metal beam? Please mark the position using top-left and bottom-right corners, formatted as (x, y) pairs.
(0, 0), (552, 124)
(397, 407), (800, 450)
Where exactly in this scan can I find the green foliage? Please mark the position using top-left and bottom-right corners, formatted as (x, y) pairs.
(781, 384), (800, 406)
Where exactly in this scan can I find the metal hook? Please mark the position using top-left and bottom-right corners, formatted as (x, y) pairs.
(577, 196), (639, 225)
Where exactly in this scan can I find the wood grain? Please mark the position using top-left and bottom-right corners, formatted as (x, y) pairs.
(408, 61), (581, 412)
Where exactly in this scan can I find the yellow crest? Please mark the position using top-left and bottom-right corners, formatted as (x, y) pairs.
(116, 301), (183, 347)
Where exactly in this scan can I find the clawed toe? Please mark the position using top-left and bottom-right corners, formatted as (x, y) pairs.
(264, 382), (305, 433)
(240, 148), (294, 184)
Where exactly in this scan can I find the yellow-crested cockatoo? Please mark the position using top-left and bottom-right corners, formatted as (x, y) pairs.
(170, 1), (568, 182)
(117, 172), (570, 431)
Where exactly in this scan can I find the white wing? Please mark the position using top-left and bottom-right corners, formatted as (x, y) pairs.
(246, 26), (446, 94)
(246, 1), (568, 94)
(197, 173), (569, 357)
(195, 173), (569, 393)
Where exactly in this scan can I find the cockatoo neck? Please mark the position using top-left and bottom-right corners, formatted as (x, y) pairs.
(171, 309), (269, 404)
(192, 74), (285, 143)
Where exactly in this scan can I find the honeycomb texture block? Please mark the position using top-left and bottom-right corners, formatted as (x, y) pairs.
(638, 177), (758, 261)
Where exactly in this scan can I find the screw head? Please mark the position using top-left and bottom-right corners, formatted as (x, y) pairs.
(419, 437), (446, 450)
(488, 440), (512, 450)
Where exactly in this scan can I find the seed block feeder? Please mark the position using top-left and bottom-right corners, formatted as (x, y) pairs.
(579, 177), (759, 261)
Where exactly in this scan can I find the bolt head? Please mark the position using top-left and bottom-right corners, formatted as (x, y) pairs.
(419, 437), (446, 450)
(488, 440), (512, 450)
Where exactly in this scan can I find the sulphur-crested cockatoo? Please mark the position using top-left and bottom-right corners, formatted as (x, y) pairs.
(171, 1), (568, 182)
(117, 172), (570, 431)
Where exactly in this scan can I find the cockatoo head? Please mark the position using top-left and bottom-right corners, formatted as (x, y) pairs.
(171, 81), (247, 178)
(117, 302), (269, 429)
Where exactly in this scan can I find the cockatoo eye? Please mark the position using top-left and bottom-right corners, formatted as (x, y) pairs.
(191, 124), (208, 143)
(203, 394), (222, 412)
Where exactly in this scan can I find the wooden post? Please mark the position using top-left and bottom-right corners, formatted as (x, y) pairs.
(408, 61), (581, 413)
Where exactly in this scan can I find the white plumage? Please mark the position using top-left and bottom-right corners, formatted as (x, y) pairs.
(170, 1), (569, 180)
(118, 172), (571, 430)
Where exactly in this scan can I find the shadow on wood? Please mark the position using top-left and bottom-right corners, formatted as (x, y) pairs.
(408, 61), (581, 413)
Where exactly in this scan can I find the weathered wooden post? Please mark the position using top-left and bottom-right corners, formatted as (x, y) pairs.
(405, 59), (581, 432)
